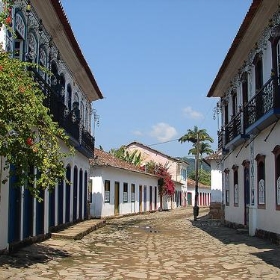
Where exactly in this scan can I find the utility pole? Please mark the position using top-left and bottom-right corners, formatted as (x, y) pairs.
(193, 132), (200, 220)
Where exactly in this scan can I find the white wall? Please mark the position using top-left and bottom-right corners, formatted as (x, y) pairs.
(223, 123), (280, 234)
(210, 160), (222, 202)
(90, 166), (159, 218)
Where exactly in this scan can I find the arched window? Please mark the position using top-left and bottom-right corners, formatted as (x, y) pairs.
(51, 61), (58, 82)
(80, 102), (85, 127)
(270, 34), (280, 85)
(67, 84), (72, 110)
(255, 154), (266, 209)
(253, 53), (263, 92)
(242, 160), (250, 206)
(232, 165), (239, 207)
(224, 168), (230, 206)
(14, 12), (26, 61)
(85, 106), (89, 130)
(27, 32), (37, 62)
(231, 90), (237, 118)
(39, 46), (47, 78)
(241, 72), (249, 106)
(74, 92), (79, 103)
(59, 74), (65, 102)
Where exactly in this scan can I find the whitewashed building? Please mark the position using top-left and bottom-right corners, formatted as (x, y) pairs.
(207, 0), (280, 241)
(89, 149), (160, 218)
(186, 178), (211, 207)
(205, 153), (223, 203)
(0, 0), (103, 253)
(126, 142), (188, 209)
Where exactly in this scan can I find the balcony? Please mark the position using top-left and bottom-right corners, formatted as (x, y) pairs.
(218, 76), (280, 150)
(31, 69), (95, 158)
(244, 77), (280, 134)
(218, 112), (243, 150)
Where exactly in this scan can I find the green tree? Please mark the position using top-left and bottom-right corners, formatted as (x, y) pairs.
(178, 126), (213, 219)
(110, 146), (142, 166)
(188, 169), (211, 186)
(0, 6), (73, 199)
(188, 142), (214, 160)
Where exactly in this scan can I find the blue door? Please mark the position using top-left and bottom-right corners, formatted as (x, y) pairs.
(244, 166), (250, 225)
(79, 169), (83, 219)
(8, 169), (21, 243)
(73, 166), (78, 221)
(49, 188), (55, 228)
(58, 180), (64, 225)
(144, 187), (147, 212)
(84, 172), (88, 218)
(36, 189), (44, 235)
(23, 188), (33, 238)
(65, 166), (71, 223)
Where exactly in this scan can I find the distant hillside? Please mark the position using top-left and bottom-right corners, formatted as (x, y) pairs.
(180, 157), (210, 174)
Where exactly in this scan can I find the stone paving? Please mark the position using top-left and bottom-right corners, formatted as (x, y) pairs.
(1, 207), (280, 279)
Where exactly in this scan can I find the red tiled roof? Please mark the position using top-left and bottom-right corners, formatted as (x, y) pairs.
(90, 149), (151, 175)
(205, 152), (222, 161)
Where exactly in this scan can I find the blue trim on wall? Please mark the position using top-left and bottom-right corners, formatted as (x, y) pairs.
(36, 189), (44, 235)
(79, 169), (83, 219)
(73, 167), (78, 221)
(23, 188), (33, 238)
(84, 172), (88, 217)
(8, 165), (21, 243)
(49, 188), (55, 228)
(65, 166), (71, 223)
(58, 180), (64, 225)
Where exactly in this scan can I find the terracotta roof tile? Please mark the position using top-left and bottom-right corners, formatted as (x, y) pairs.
(90, 149), (147, 174)
(205, 152), (222, 161)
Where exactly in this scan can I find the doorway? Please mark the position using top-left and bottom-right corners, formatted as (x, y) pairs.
(114, 182), (120, 215)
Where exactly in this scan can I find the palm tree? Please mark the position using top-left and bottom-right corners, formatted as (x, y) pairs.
(188, 141), (213, 157)
(189, 141), (214, 170)
(110, 146), (142, 166)
(178, 126), (214, 220)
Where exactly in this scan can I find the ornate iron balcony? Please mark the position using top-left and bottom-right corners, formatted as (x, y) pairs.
(31, 69), (95, 158)
(219, 76), (280, 149)
(244, 77), (275, 130)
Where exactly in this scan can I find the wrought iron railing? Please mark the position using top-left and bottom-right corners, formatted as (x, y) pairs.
(218, 130), (223, 150)
(82, 130), (95, 156)
(31, 69), (95, 157)
(224, 111), (242, 145)
(244, 77), (275, 129)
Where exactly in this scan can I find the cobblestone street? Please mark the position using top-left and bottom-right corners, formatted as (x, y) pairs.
(1, 207), (280, 279)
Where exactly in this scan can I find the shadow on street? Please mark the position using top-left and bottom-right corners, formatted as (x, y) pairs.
(0, 243), (70, 269)
(191, 213), (280, 269)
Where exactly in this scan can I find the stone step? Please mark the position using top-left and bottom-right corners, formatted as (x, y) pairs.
(51, 219), (106, 240)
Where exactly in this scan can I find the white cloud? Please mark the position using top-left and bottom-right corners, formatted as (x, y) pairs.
(183, 106), (204, 120)
(150, 123), (177, 142)
(132, 130), (143, 136)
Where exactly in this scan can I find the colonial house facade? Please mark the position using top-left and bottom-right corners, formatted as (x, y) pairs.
(0, 0), (103, 253)
(89, 149), (160, 218)
(207, 0), (280, 240)
(125, 142), (188, 209)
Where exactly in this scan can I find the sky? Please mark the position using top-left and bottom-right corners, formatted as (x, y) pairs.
(60, 0), (252, 158)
